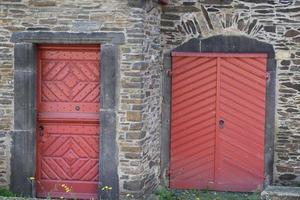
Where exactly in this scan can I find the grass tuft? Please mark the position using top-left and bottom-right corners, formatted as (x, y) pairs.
(0, 187), (17, 197)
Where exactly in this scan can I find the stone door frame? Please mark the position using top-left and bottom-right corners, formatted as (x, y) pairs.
(10, 31), (124, 199)
(161, 35), (277, 188)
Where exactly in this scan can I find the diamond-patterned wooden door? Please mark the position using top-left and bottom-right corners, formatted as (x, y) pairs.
(170, 52), (267, 192)
(36, 45), (100, 199)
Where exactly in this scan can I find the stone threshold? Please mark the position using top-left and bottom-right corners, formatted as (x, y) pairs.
(261, 186), (300, 200)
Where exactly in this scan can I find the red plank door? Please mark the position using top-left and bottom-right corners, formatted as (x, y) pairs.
(170, 52), (267, 192)
(36, 45), (100, 199)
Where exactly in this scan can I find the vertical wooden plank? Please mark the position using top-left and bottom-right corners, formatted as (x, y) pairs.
(216, 55), (267, 192)
(214, 56), (221, 186)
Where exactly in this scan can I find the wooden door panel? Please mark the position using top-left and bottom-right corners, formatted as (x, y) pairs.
(36, 45), (100, 199)
(38, 45), (100, 120)
(36, 124), (99, 181)
(170, 55), (217, 189)
(216, 56), (266, 192)
(170, 53), (267, 192)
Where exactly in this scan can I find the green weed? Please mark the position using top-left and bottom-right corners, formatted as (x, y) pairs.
(156, 187), (177, 200)
(0, 187), (17, 197)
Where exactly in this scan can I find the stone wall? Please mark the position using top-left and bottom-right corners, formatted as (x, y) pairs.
(0, 132), (10, 187)
(141, 6), (161, 196)
(0, 0), (162, 197)
(118, 3), (162, 198)
(161, 0), (300, 186)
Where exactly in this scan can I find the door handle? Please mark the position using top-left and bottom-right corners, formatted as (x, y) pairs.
(219, 119), (225, 129)
(39, 125), (44, 142)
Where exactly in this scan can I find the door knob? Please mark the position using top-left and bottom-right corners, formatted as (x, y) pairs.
(219, 119), (225, 129)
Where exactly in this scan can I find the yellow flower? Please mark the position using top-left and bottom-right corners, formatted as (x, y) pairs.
(60, 183), (72, 193)
(101, 185), (112, 191)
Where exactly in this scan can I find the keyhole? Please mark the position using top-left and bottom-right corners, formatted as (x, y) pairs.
(75, 106), (80, 111)
(219, 119), (225, 129)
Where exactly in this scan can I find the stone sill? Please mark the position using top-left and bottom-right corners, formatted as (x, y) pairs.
(261, 186), (300, 200)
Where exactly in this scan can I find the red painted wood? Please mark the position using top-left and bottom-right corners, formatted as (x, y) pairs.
(170, 53), (267, 192)
(36, 45), (100, 199)
(215, 56), (266, 192)
(170, 56), (217, 189)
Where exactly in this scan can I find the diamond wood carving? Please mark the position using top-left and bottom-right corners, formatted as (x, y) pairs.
(36, 45), (100, 199)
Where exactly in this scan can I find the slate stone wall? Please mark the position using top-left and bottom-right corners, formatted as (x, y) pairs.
(119, 4), (162, 198)
(0, 132), (10, 187)
(161, 0), (300, 186)
(0, 0), (162, 197)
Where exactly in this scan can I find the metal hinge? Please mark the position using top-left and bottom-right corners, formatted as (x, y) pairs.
(266, 72), (270, 80)
(166, 70), (172, 77)
(166, 169), (171, 177)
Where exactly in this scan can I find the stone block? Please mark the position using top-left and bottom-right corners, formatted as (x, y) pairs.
(163, 6), (201, 12)
(14, 43), (36, 71)
(11, 32), (125, 44)
(126, 111), (142, 122)
(199, 0), (232, 4)
(285, 30), (300, 37)
(261, 186), (300, 200)
(39, 18), (57, 25)
(161, 14), (181, 20)
(129, 123), (143, 131)
(279, 174), (297, 181)
(100, 110), (118, 199)
(72, 21), (101, 32)
(121, 146), (142, 153)
(29, 0), (56, 7)
(124, 180), (144, 191)
(14, 71), (36, 131)
(10, 130), (36, 197)
(126, 131), (146, 139)
(125, 152), (141, 159)
(100, 45), (118, 110)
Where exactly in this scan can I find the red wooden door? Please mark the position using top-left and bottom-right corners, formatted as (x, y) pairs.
(36, 45), (100, 199)
(170, 52), (267, 192)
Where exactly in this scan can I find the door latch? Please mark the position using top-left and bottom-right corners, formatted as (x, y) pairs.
(39, 125), (44, 142)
